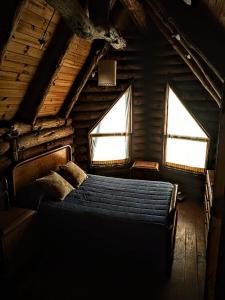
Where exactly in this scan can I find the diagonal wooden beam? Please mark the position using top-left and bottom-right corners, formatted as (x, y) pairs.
(147, 0), (225, 83)
(119, 0), (149, 32)
(16, 19), (74, 124)
(46, 0), (126, 49)
(146, 0), (222, 107)
(59, 41), (110, 119)
(0, 0), (27, 63)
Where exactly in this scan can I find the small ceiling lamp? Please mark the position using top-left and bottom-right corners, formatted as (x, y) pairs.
(98, 59), (117, 86)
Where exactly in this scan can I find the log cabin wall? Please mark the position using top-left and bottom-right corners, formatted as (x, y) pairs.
(144, 26), (220, 199)
(72, 37), (147, 175)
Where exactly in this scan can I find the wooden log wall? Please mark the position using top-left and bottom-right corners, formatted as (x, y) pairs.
(0, 117), (74, 175)
(72, 38), (147, 170)
(144, 31), (220, 167)
(144, 26), (220, 199)
(0, 0), (60, 121)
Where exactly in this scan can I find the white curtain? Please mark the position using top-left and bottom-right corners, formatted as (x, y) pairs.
(90, 86), (131, 163)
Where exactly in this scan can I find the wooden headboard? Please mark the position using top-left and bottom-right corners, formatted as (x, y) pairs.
(13, 145), (72, 198)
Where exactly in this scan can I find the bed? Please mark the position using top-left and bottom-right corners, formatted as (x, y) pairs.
(12, 145), (178, 273)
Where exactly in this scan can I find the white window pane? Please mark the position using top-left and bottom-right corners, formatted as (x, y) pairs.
(167, 88), (207, 138)
(92, 136), (129, 161)
(166, 138), (208, 169)
(91, 86), (131, 134)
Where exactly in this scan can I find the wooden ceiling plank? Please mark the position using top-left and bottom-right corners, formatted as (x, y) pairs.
(59, 41), (110, 119)
(16, 19), (74, 124)
(0, 0), (28, 63)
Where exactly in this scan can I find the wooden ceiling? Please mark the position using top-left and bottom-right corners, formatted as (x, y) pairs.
(0, 0), (92, 122)
(0, 0), (225, 125)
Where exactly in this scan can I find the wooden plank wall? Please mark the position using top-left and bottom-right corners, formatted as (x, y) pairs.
(0, 0), (60, 120)
(72, 38), (147, 170)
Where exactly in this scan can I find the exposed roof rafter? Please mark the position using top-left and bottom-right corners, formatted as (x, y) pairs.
(60, 41), (110, 119)
(16, 19), (74, 124)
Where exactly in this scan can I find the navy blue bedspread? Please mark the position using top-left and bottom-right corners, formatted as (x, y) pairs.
(39, 174), (174, 226)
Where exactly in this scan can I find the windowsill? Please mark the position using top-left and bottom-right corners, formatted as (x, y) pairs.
(90, 162), (131, 169)
(162, 164), (205, 176)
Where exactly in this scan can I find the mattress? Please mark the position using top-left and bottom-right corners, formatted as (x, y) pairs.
(38, 174), (174, 227)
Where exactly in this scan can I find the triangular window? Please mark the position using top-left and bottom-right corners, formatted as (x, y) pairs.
(89, 86), (132, 166)
(164, 85), (209, 173)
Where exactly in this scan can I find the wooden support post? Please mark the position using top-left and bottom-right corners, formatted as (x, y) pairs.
(0, 0), (27, 63)
(16, 19), (74, 124)
(60, 41), (110, 119)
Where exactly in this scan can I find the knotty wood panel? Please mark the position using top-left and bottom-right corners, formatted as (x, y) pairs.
(0, 0), (60, 121)
(38, 37), (92, 117)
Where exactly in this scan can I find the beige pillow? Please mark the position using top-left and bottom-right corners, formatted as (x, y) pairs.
(36, 171), (74, 201)
(59, 161), (88, 188)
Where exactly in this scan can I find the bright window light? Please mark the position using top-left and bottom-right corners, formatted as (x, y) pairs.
(90, 86), (132, 165)
(165, 86), (209, 172)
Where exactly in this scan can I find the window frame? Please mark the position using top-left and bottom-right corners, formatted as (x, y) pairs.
(163, 83), (210, 174)
(88, 85), (133, 167)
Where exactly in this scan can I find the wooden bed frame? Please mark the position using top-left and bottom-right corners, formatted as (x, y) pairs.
(12, 145), (178, 271)
(12, 145), (72, 199)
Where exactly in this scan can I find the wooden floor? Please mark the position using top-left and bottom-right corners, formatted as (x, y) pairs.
(4, 198), (206, 300)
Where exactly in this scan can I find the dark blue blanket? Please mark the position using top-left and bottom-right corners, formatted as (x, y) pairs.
(39, 174), (174, 226)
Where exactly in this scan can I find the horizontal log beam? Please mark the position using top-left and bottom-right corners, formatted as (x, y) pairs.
(77, 93), (119, 103)
(17, 125), (74, 150)
(18, 135), (74, 161)
(75, 102), (111, 112)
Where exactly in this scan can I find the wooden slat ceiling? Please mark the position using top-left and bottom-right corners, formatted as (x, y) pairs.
(38, 37), (92, 117)
(0, 0), (92, 122)
(0, 0), (60, 121)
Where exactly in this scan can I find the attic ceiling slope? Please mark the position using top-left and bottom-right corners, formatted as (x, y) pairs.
(150, 0), (225, 83)
(46, 0), (126, 49)
(144, 0), (224, 107)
